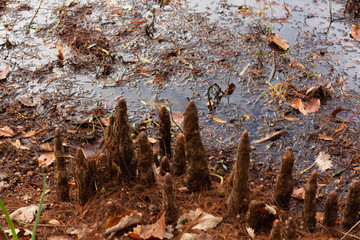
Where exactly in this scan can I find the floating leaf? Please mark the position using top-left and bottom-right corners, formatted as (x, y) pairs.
(283, 116), (300, 121)
(0, 126), (14, 137)
(268, 34), (289, 51)
(304, 98), (321, 114)
(315, 151), (333, 172)
(171, 112), (184, 127)
(291, 98), (320, 115)
(211, 115), (227, 123)
(0, 66), (10, 80)
(350, 24), (360, 41)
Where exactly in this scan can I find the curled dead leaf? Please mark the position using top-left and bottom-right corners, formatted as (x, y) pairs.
(350, 24), (360, 41)
(211, 115), (227, 123)
(0, 126), (14, 137)
(268, 34), (289, 51)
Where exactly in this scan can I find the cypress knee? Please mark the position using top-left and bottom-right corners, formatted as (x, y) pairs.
(75, 148), (91, 206)
(163, 173), (177, 222)
(159, 105), (171, 158)
(160, 156), (170, 176)
(227, 131), (252, 214)
(274, 147), (294, 209)
(95, 153), (112, 186)
(340, 180), (360, 229)
(54, 128), (70, 202)
(103, 98), (136, 179)
(184, 101), (211, 191)
(138, 132), (155, 185)
(172, 133), (186, 176)
(269, 219), (282, 240)
(284, 217), (297, 239)
(303, 170), (318, 232)
(323, 191), (338, 227)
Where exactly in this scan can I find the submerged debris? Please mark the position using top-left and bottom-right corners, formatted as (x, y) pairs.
(184, 101), (211, 192)
(227, 131), (252, 214)
(54, 128), (70, 202)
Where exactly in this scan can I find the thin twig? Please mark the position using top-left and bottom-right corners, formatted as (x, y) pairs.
(27, 0), (44, 31)
(340, 220), (360, 240)
(300, 162), (316, 175)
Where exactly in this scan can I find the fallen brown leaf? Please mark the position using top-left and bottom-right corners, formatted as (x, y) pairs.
(350, 23), (360, 41)
(0, 126), (14, 137)
(268, 34), (289, 51)
(0, 66), (10, 80)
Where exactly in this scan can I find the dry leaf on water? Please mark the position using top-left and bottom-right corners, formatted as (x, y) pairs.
(0, 66), (10, 80)
(268, 34), (289, 51)
(315, 151), (333, 172)
(171, 112), (184, 127)
(291, 98), (320, 115)
(211, 115), (227, 123)
(350, 24), (360, 41)
(0, 126), (14, 137)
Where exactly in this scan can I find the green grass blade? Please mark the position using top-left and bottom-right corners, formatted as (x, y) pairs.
(0, 223), (10, 240)
(0, 199), (18, 240)
(31, 171), (46, 240)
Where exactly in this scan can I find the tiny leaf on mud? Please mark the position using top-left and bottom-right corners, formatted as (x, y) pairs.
(318, 134), (334, 141)
(350, 24), (360, 41)
(211, 115), (227, 123)
(0, 126), (14, 137)
(246, 227), (255, 239)
(55, 43), (66, 60)
(315, 151), (333, 172)
(0, 66), (10, 80)
(19, 96), (38, 107)
(37, 152), (56, 167)
(292, 187), (305, 200)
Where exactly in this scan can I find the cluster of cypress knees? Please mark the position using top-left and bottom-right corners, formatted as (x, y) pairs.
(53, 98), (360, 239)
